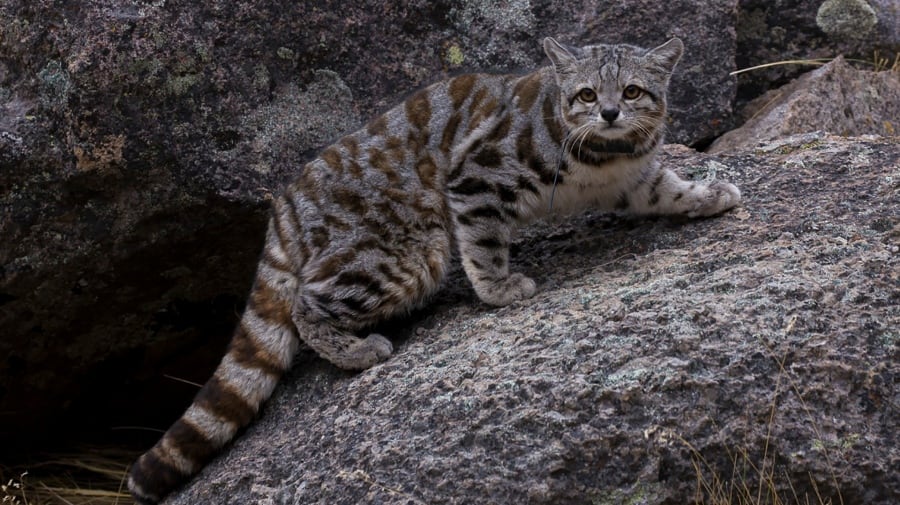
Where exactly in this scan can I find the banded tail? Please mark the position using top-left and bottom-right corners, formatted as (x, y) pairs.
(128, 269), (299, 504)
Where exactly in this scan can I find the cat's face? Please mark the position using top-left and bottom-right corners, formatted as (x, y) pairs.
(543, 38), (683, 150)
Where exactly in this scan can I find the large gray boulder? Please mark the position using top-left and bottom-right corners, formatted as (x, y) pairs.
(709, 56), (900, 152)
(1, 0), (740, 449)
(168, 133), (899, 505)
(735, 0), (900, 105)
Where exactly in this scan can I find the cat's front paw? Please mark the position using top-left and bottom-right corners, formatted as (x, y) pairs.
(690, 181), (741, 217)
(474, 273), (537, 306)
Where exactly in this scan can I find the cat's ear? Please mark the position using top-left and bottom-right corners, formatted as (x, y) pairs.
(646, 38), (684, 75)
(543, 37), (579, 73)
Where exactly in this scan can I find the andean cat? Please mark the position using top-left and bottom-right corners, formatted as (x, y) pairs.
(128, 36), (741, 504)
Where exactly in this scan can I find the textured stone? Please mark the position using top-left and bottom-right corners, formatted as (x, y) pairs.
(817, 0), (880, 39)
(0, 0), (739, 450)
(708, 56), (900, 152)
(167, 134), (899, 505)
(735, 0), (900, 105)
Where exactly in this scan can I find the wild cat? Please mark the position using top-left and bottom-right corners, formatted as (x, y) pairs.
(128, 36), (740, 503)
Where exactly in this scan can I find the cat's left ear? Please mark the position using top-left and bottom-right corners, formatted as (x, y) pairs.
(543, 37), (580, 73)
(646, 38), (684, 75)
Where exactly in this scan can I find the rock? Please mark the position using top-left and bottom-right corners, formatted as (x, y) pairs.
(0, 0), (740, 450)
(817, 0), (880, 39)
(167, 134), (899, 505)
(735, 0), (900, 106)
(708, 56), (900, 153)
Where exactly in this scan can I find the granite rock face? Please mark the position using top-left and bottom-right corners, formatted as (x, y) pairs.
(1, 0), (740, 449)
(167, 134), (899, 505)
(709, 56), (900, 152)
(735, 0), (899, 105)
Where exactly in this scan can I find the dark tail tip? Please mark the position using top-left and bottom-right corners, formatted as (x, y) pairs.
(128, 447), (191, 505)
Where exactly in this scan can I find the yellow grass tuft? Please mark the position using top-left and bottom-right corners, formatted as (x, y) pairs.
(1, 449), (135, 505)
(680, 343), (845, 505)
(731, 50), (900, 76)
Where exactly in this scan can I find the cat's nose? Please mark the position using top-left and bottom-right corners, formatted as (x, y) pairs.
(600, 107), (620, 123)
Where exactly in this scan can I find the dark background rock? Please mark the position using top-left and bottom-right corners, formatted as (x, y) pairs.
(1, 0), (740, 453)
(735, 0), (900, 108)
(709, 56), (900, 152)
(168, 134), (899, 505)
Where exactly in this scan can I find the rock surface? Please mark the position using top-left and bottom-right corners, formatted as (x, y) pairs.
(734, 0), (900, 105)
(1, 0), (741, 449)
(708, 56), (900, 152)
(167, 133), (899, 505)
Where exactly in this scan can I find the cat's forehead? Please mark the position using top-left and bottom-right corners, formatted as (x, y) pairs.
(582, 43), (644, 60)
(566, 44), (654, 83)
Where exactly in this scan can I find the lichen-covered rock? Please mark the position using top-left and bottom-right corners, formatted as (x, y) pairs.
(0, 0), (741, 451)
(708, 56), (900, 152)
(167, 134), (899, 505)
(816, 0), (880, 39)
(735, 0), (899, 105)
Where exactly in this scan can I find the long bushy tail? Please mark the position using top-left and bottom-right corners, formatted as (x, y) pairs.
(128, 276), (299, 504)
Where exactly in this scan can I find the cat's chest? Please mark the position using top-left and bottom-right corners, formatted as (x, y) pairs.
(523, 156), (652, 218)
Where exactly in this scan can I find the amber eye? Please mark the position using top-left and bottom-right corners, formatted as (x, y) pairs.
(577, 88), (597, 102)
(623, 85), (642, 100)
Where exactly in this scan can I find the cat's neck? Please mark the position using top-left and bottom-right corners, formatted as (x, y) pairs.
(563, 128), (663, 166)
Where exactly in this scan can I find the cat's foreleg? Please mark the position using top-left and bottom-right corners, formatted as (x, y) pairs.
(627, 163), (741, 217)
(454, 216), (536, 306)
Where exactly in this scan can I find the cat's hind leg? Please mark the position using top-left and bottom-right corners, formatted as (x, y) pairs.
(295, 316), (393, 371)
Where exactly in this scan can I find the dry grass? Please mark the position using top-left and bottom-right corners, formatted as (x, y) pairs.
(0, 340), (854, 505)
(680, 344), (845, 505)
(731, 50), (900, 75)
(1, 449), (135, 505)
(869, 50), (900, 72)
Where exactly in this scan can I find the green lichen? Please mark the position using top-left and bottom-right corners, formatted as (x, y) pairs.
(276, 46), (295, 60)
(253, 63), (271, 92)
(194, 41), (212, 63)
(453, 0), (535, 32)
(812, 432), (861, 453)
(591, 482), (664, 505)
(127, 57), (164, 80)
(166, 73), (201, 96)
(684, 160), (732, 181)
(816, 0), (878, 40)
(37, 60), (71, 108)
(445, 44), (465, 66)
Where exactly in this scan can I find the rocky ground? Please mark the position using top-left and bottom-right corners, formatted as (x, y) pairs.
(168, 133), (899, 505)
(1, 0), (745, 449)
(1, 0), (898, 503)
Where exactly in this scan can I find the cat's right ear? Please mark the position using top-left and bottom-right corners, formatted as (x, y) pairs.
(543, 37), (579, 73)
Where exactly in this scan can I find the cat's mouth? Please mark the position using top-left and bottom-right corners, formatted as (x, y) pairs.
(597, 119), (627, 129)
(590, 122), (631, 141)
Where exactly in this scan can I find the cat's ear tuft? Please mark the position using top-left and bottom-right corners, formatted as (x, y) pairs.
(647, 38), (684, 75)
(543, 37), (579, 72)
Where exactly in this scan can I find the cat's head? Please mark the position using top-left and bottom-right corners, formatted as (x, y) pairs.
(543, 37), (683, 154)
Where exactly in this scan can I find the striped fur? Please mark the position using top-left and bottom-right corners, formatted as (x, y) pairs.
(129, 37), (741, 503)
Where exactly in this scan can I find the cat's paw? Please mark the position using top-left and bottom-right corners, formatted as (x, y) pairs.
(474, 273), (537, 306)
(340, 333), (394, 370)
(690, 181), (741, 217)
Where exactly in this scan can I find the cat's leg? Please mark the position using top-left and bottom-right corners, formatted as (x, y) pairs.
(288, 226), (448, 370)
(453, 213), (536, 306)
(626, 162), (741, 217)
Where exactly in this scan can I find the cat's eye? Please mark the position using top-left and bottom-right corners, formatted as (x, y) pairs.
(623, 85), (643, 100)
(577, 88), (597, 103)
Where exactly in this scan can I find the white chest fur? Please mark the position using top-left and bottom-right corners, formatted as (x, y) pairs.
(518, 154), (656, 221)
